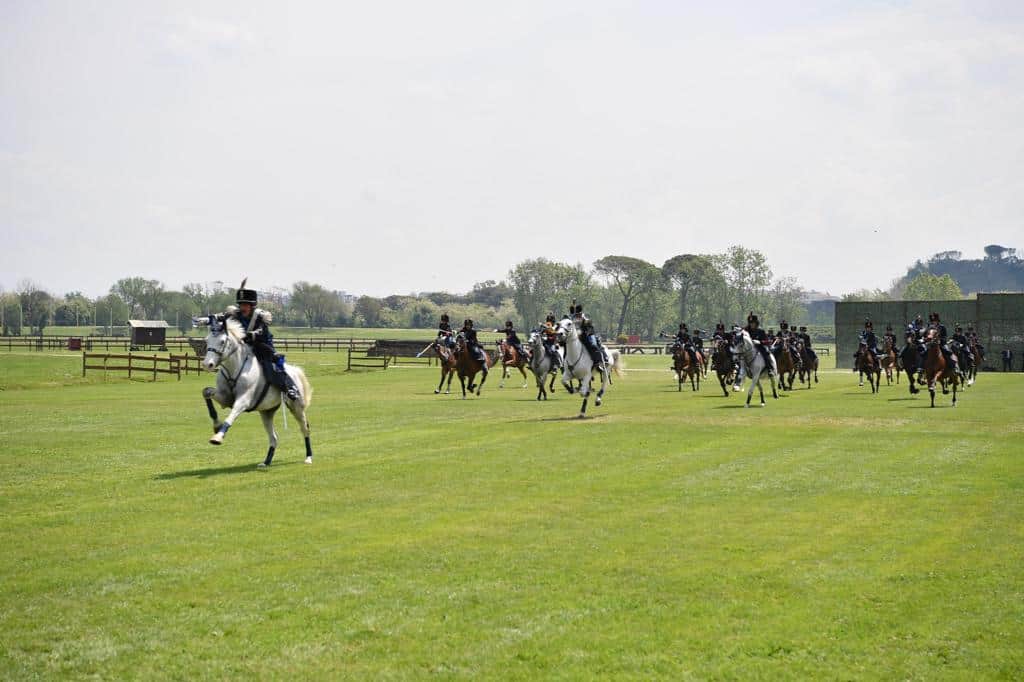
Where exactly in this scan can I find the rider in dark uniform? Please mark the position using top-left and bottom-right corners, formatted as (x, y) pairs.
(665, 323), (699, 369)
(856, 319), (882, 367)
(925, 312), (957, 372)
(497, 321), (528, 361)
(744, 313), (773, 371)
(797, 326), (817, 362)
(572, 302), (605, 367)
(778, 320), (801, 366)
(437, 313), (455, 348)
(951, 325), (973, 370)
(227, 286), (299, 401)
(541, 314), (562, 368)
(460, 319), (489, 375)
(883, 324), (898, 354)
(967, 325), (984, 360)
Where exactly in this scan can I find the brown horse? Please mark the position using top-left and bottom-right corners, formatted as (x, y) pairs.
(922, 329), (959, 407)
(428, 339), (458, 395)
(711, 338), (735, 397)
(856, 341), (881, 394)
(797, 340), (819, 387)
(672, 345), (702, 392)
(880, 337), (899, 385)
(772, 338), (798, 390)
(496, 339), (529, 389)
(454, 333), (491, 398)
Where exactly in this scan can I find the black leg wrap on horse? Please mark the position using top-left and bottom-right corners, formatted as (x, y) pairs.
(264, 446), (276, 466)
(205, 398), (218, 422)
(304, 436), (312, 458)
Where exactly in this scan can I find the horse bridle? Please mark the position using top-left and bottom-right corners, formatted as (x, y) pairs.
(208, 330), (250, 389)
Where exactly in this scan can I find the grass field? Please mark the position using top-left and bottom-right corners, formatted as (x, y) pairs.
(1, 351), (1021, 679)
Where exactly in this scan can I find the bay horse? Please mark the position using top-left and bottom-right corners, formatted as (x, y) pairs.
(880, 337), (899, 385)
(454, 333), (491, 398)
(711, 338), (735, 397)
(526, 330), (561, 401)
(923, 328), (959, 407)
(796, 340), (819, 387)
(967, 339), (983, 386)
(772, 338), (797, 390)
(426, 337), (457, 394)
(671, 344), (702, 391)
(557, 317), (622, 418)
(496, 339), (529, 389)
(730, 329), (778, 407)
(199, 316), (314, 468)
(856, 340), (881, 394)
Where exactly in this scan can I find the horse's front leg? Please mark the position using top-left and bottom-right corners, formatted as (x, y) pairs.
(210, 400), (250, 445)
(202, 386), (222, 433)
(287, 401), (314, 464)
(518, 364), (528, 388)
(258, 408), (279, 467)
(561, 368), (574, 394)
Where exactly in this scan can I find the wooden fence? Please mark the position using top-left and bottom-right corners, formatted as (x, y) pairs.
(82, 353), (182, 381)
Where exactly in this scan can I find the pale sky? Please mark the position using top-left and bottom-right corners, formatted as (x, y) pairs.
(2, 0), (1023, 298)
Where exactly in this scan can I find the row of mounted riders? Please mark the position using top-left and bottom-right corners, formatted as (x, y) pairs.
(852, 312), (982, 406)
(425, 311), (616, 398)
(657, 315), (820, 395)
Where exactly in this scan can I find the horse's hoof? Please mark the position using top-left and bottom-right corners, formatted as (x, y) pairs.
(256, 462), (268, 469)
(304, 456), (313, 464)
(577, 413), (586, 419)
(595, 398), (602, 407)
(445, 390), (450, 395)
(761, 402), (766, 407)
(209, 434), (223, 445)
(434, 389), (440, 394)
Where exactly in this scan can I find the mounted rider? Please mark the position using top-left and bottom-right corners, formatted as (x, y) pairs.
(778, 320), (801, 365)
(541, 314), (562, 369)
(220, 283), (299, 401)
(665, 323), (699, 369)
(437, 313), (455, 348)
(883, 324), (898, 353)
(497, 320), (528, 362)
(925, 312), (957, 371)
(967, 325), (985, 359)
(744, 313), (773, 372)
(950, 325), (973, 370)
(855, 319), (882, 367)
(459, 318), (489, 375)
(796, 326), (817, 362)
(571, 301), (606, 368)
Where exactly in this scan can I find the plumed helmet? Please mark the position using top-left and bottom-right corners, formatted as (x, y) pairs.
(236, 288), (258, 305)
(464, 318), (473, 327)
(780, 320), (789, 330)
(955, 325), (963, 332)
(505, 320), (513, 327)
(929, 312), (940, 321)
(747, 312), (759, 325)
(441, 313), (449, 321)
(546, 314), (556, 323)
(575, 304), (583, 315)
(716, 321), (725, 331)
(680, 323), (688, 330)
(864, 319), (873, 328)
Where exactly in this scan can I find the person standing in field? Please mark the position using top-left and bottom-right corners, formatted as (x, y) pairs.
(1003, 348), (1013, 372)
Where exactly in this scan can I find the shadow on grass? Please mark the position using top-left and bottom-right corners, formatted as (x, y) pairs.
(702, 394), (732, 398)
(154, 461), (300, 480)
(507, 413), (611, 423)
(888, 396), (919, 401)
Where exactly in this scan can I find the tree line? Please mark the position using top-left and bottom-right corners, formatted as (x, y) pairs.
(0, 246), (816, 340)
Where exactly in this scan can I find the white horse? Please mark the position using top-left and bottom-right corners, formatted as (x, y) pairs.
(556, 318), (622, 418)
(527, 330), (563, 401)
(200, 317), (314, 467)
(730, 328), (778, 407)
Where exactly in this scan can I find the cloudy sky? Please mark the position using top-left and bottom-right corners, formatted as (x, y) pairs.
(2, 0), (1023, 298)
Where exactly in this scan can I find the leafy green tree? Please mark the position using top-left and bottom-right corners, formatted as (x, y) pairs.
(712, 246), (772, 322)
(17, 280), (54, 335)
(767, 277), (807, 325)
(291, 282), (341, 328)
(593, 256), (659, 336)
(509, 259), (593, 327)
(662, 254), (717, 323)
(354, 295), (384, 328)
(903, 273), (964, 300)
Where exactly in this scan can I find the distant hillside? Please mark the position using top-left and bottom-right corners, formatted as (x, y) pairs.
(895, 244), (1024, 295)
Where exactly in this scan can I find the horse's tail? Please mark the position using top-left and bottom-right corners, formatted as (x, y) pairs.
(610, 349), (624, 376)
(295, 367), (313, 408)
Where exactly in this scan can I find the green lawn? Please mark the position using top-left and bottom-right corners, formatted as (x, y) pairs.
(0, 352), (1021, 678)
